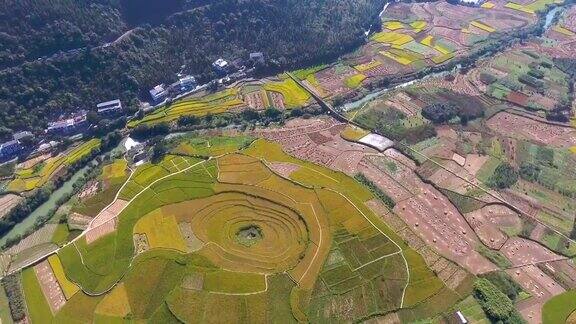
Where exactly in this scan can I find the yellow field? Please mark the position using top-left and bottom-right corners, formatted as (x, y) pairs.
(353, 60), (382, 72)
(481, 1), (496, 8)
(384, 21), (405, 30)
(8, 139), (101, 192)
(340, 125), (369, 141)
(263, 79), (310, 108)
(129, 88), (244, 127)
(133, 210), (189, 252)
(553, 26), (576, 36)
(48, 255), (80, 299)
(410, 20), (427, 32)
(95, 283), (131, 317)
(371, 32), (414, 46)
(344, 74), (367, 88)
(420, 35), (434, 47)
(432, 52), (456, 64)
(381, 48), (423, 65)
(470, 20), (496, 33)
(102, 159), (128, 180)
(505, 2), (535, 14)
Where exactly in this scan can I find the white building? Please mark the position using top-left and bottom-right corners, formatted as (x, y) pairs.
(250, 52), (265, 65)
(212, 59), (229, 73)
(149, 84), (168, 102)
(96, 99), (122, 115)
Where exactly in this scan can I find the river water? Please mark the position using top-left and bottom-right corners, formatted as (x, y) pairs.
(0, 162), (94, 247)
(340, 67), (458, 112)
(342, 3), (566, 113)
(543, 6), (564, 30)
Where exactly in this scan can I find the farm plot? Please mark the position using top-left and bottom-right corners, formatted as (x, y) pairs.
(263, 79), (310, 108)
(18, 130), (460, 322)
(487, 112), (576, 148)
(171, 135), (254, 158)
(7, 139), (101, 192)
(72, 159), (129, 217)
(129, 88), (246, 127)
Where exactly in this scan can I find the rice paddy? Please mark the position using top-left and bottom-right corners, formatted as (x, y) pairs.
(263, 79), (311, 108)
(14, 137), (456, 322)
(7, 139), (101, 192)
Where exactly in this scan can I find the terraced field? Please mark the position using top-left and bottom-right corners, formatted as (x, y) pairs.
(7, 139), (101, 192)
(13, 137), (460, 323)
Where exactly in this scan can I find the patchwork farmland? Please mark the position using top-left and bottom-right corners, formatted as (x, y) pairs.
(5, 135), (471, 323)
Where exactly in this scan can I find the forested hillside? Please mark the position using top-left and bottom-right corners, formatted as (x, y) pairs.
(0, 0), (384, 132)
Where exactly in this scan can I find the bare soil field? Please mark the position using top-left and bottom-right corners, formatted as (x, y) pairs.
(269, 91), (286, 110)
(463, 154), (489, 176)
(243, 91), (267, 110)
(17, 153), (51, 170)
(86, 218), (117, 244)
(85, 199), (128, 244)
(267, 162), (300, 178)
(0, 194), (23, 219)
(68, 212), (93, 230)
(393, 184), (497, 274)
(464, 209), (508, 250)
(373, 199), (470, 290)
(77, 180), (99, 201)
(34, 260), (66, 313)
(6, 224), (57, 255)
(500, 237), (565, 267)
(540, 259), (576, 289)
(255, 117), (375, 170)
(508, 264), (565, 323)
(88, 199), (128, 230)
(486, 112), (576, 148)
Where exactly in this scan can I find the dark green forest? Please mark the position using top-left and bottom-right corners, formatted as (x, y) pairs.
(0, 0), (384, 132)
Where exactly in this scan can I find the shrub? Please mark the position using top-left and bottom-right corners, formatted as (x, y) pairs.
(519, 163), (540, 182)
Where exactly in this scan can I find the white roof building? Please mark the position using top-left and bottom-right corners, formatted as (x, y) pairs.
(97, 99), (122, 114)
(358, 133), (394, 152)
(149, 84), (168, 102)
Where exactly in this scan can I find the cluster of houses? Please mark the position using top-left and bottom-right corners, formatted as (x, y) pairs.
(0, 131), (33, 159)
(148, 52), (266, 103)
(46, 99), (123, 136)
(0, 99), (124, 161)
(149, 75), (198, 103)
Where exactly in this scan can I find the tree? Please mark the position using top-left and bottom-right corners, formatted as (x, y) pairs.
(421, 102), (457, 124)
(489, 163), (518, 189)
(240, 108), (259, 121)
(473, 278), (520, 323)
(519, 163), (540, 182)
(151, 138), (167, 164)
(264, 107), (281, 119)
(177, 115), (199, 127)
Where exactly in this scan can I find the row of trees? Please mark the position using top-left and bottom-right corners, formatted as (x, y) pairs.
(1, 274), (25, 321)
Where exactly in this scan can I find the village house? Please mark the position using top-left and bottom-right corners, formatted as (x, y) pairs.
(250, 52), (265, 65)
(212, 58), (229, 75)
(96, 99), (123, 115)
(168, 75), (197, 94)
(46, 111), (88, 135)
(0, 131), (34, 159)
(149, 84), (168, 102)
